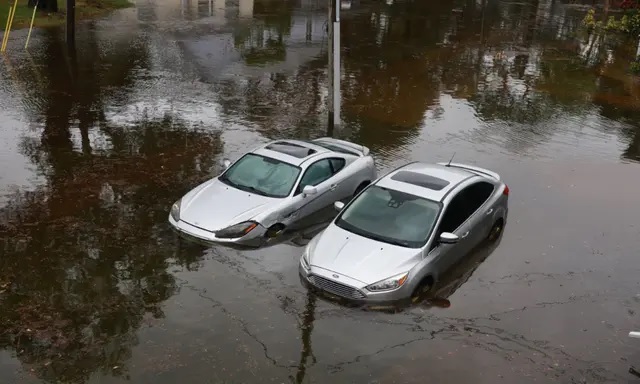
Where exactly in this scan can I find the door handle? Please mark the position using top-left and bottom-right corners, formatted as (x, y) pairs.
(330, 184), (337, 191)
(486, 208), (493, 215)
(461, 231), (469, 238)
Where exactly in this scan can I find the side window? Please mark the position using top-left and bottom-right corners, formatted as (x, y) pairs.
(433, 181), (495, 241)
(329, 158), (346, 173)
(297, 159), (333, 193)
(429, 192), (469, 252)
(465, 181), (495, 212)
(438, 192), (470, 234)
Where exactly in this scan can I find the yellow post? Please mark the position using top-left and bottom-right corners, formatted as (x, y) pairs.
(25, 4), (38, 50)
(2, 0), (18, 52)
(1, 6), (12, 52)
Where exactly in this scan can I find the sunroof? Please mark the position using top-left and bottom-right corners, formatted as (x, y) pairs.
(390, 171), (450, 191)
(265, 142), (316, 158)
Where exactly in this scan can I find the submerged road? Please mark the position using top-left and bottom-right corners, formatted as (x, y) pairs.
(0, 0), (639, 382)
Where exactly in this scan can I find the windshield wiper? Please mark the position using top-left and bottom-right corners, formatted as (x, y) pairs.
(338, 220), (411, 248)
(236, 184), (270, 197)
(382, 238), (410, 247)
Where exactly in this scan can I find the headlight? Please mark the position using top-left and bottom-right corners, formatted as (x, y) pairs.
(300, 234), (320, 270)
(215, 221), (258, 239)
(170, 199), (181, 221)
(300, 248), (310, 270)
(366, 272), (409, 292)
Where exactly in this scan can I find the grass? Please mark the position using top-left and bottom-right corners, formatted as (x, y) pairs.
(1, 0), (132, 29)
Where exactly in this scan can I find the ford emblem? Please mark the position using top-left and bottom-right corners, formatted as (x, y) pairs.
(332, 274), (339, 279)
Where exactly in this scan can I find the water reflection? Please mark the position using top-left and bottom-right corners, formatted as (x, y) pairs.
(0, 25), (222, 382)
(2, 0), (640, 382)
(292, 292), (317, 384)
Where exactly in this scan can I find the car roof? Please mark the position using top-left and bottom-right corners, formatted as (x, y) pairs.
(252, 140), (330, 166)
(375, 162), (475, 202)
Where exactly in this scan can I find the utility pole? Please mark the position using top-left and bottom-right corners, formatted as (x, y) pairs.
(66, 0), (75, 47)
(327, 0), (340, 132)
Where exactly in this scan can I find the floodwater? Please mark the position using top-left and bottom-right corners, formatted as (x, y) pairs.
(1, 0), (640, 382)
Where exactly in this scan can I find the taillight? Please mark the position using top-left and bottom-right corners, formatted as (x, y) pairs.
(503, 185), (510, 196)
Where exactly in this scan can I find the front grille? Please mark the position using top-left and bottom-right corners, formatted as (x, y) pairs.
(309, 274), (365, 300)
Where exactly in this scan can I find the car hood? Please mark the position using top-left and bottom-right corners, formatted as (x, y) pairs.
(309, 225), (422, 286)
(180, 178), (277, 230)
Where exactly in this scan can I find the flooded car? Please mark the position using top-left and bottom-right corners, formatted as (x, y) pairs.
(299, 161), (508, 303)
(308, 230), (504, 312)
(169, 138), (377, 247)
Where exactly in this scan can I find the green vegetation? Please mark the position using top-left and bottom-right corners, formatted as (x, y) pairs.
(583, 8), (640, 74)
(583, 8), (640, 34)
(0, 0), (132, 29)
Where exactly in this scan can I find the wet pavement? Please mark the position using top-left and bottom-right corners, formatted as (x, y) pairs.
(1, 0), (640, 382)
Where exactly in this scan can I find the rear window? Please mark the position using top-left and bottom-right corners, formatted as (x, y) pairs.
(310, 141), (359, 156)
(265, 142), (316, 158)
(390, 171), (450, 191)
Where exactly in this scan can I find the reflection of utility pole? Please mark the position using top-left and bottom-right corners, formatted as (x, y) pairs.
(293, 292), (317, 384)
(66, 0), (75, 47)
(327, 0), (341, 133)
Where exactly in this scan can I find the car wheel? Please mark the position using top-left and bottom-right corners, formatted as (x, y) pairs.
(411, 277), (433, 303)
(266, 223), (285, 238)
(487, 219), (504, 242)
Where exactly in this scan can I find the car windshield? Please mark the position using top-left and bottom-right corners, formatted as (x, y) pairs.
(219, 153), (301, 198)
(335, 185), (441, 248)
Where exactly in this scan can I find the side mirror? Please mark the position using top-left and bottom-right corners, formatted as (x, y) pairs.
(334, 201), (345, 211)
(220, 158), (231, 169)
(302, 185), (318, 197)
(439, 232), (459, 244)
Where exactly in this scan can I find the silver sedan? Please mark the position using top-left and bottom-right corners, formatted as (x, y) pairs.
(299, 161), (509, 303)
(169, 138), (377, 247)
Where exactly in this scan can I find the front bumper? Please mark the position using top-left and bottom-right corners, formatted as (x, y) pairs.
(298, 262), (413, 305)
(169, 215), (268, 248)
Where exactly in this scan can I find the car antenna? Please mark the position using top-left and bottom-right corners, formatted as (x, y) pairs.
(446, 152), (456, 167)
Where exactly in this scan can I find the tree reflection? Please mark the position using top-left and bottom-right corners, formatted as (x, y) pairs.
(233, 0), (295, 66)
(0, 115), (221, 383)
(0, 25), (222, 383)
(340, 1), (458, 151)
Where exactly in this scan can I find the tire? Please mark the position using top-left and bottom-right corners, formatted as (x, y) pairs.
(411, 276), (434, 303)
(266, 223), (285, 238)
(487, 219), (504, 242)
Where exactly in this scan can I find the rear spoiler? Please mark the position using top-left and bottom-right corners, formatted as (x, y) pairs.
(313, 137), (370, 156)
(437, 162), (501, 181)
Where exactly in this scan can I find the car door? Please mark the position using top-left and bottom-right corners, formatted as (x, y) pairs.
(427, 187), (477, 274)
(327, 157), (352, 202)
(462, 181), (497, 245)
(289, 158), (338, 229)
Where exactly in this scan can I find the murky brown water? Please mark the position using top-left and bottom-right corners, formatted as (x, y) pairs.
(1, 0), (640, 382)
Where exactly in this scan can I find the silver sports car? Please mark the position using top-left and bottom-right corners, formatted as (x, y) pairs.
(169, 138), (377, 247)
(299, 161), (509, 303)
